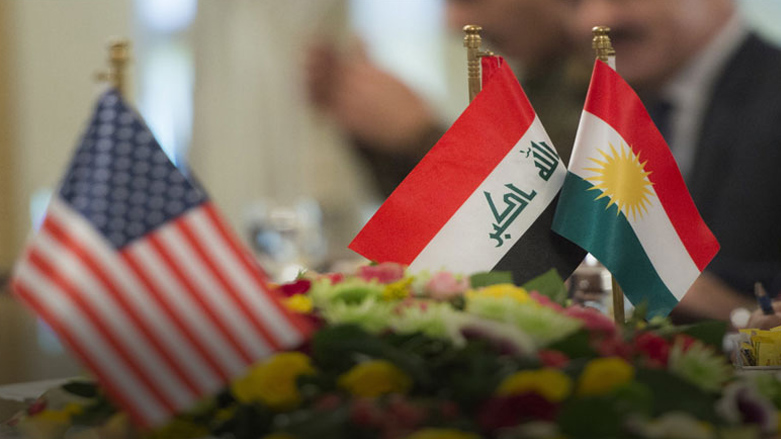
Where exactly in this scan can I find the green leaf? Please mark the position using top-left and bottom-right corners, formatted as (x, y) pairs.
(469, 271), (514, 288)
(557, 395), (624, 438)
(62, 380), (99, 398)
(312, 324), (432, 388)
(547, 329), (597, 359)
(634, 367), (719, 423)
(522, 268), (567, 305)
(679, 320), (728, 349)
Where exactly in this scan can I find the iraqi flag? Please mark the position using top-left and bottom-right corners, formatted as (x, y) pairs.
(350, 56), (584, 283)
(552, 60), (719, 316)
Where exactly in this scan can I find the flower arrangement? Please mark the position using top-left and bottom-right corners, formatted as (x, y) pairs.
(8, 263), (781, 439)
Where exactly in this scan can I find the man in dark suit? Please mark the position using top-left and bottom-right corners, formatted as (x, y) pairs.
(566, 0), (781, 321)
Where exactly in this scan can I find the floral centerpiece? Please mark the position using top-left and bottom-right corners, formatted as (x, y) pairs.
(7, 263), (781, 439)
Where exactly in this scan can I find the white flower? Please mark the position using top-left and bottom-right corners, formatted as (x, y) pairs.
(626, 412), (715, 439)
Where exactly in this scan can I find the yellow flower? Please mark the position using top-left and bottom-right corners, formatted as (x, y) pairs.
(496, 368), (572, 402)
(231, 352), (316, 410)
(382, 278), (413, 301)
(284, 294), (313, 314)
(577, 357), (635, 396)
(31, 409), (70, 424)
(338, 360), (412, 397)
(404, 428), (481, 439)
(467, 284), (532, 304)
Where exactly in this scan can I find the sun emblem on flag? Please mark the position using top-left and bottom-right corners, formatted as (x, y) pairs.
(584, 141), (654, 220)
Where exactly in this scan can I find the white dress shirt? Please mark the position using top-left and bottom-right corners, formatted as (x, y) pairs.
(658, 14), (749, 182)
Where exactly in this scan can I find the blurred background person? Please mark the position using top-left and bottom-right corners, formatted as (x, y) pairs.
(306, 0), (588, 197)
(565, 0), (781, 321)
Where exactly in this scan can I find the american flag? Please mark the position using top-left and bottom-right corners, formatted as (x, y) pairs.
(11, 90), (313, 426)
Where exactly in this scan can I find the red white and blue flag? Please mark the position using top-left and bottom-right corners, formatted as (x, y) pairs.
(11, 90), (313, 426)
(350, 56), (584, 283)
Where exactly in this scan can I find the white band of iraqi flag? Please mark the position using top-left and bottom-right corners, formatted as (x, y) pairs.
(552, 60), (719, 317)
(350, 56), (584, 283)
(11, 90), (313, 427)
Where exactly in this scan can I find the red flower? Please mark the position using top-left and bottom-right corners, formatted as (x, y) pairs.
(538, 349), (570, 368)
(278, 279), (312, 297)
(357, 262), (405, 284)
(634, 332), (670, 367)
(595, 335), (633, 360)
(564, 305), (617, 336)
(673, 333), (698, 352)
(321, 272), (345, 285)
(478, 393), (558, 431)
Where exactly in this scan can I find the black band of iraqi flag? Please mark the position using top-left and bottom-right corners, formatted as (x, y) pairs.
(492, 194), (585, 285)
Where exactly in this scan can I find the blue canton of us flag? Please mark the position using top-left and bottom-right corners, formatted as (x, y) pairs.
(59, 91), (206, 248)
(10, 89), (313, 427)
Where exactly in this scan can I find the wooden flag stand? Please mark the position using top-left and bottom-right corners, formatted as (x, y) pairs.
(95, 39), (131, 98)
(592, 26), (625, 324)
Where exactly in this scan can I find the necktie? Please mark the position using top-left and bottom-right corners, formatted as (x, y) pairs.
(647, 99), (673, 145)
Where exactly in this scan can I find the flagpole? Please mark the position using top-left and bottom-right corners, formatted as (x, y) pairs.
(592, 26), (625, 324)
(96, 39), (131, 98)
(463, 25), (493, 103)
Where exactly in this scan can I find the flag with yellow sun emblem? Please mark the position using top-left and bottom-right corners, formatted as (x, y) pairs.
(552, 60), (719, 316)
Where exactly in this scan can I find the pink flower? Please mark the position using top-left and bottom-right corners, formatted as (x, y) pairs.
(426, 271), (469, 300)
(529, 291), (564, 311)
(357, 262), (405, 284)
(564, 305), (616, 336)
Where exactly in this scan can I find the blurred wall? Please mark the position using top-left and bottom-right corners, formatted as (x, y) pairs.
(190, 0), (378, 266)
(0, 1), (15, 275)
(0, 0), (132, 384)
(2, 1), (134, 272)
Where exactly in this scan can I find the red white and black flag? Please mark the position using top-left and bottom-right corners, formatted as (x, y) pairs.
(11, 90), (313, 426)
(350, 56), (584, 283)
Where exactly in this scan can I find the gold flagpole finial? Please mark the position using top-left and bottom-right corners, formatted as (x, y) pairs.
(591, 26), (615, 64)
(463, 25), (493, 103)
(95, 39), (131, 98)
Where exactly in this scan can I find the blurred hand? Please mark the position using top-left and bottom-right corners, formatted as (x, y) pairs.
(304, 41), (438, 154)
(747, 301), (781, 330)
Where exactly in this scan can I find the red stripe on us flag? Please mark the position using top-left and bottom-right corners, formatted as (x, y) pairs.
(199, 203), (314, 339)
(24, 247), (178, 413)
(11, 199), (310, 426)
(119, 249), (234, 382)
(350, 57), (536, 264)
(176, 215), (282, 351)
(11, 279), (161, 425)
(583, 60), (719, 270)
(145, 231), (256, 364)
(41, 215), (203, 398)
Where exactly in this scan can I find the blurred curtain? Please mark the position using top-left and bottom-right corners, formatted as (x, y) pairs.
(190, 0), (377, 263)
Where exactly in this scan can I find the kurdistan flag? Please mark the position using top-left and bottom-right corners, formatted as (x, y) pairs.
(552, 60), (719, 316)
(350, 56), (584, 284)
